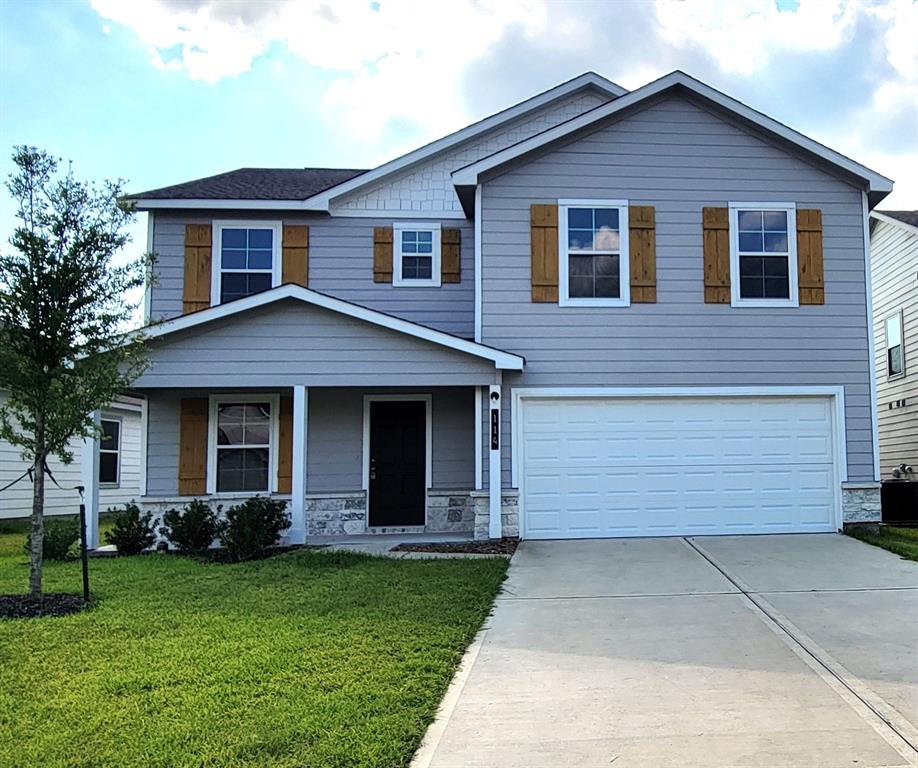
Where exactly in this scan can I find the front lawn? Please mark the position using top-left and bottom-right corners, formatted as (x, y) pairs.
(847, 525), (918, 562)
(0, 523), (508, 767)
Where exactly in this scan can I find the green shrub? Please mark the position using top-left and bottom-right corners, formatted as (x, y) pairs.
(160, 499), (223, 554)
(24, 517), (81, 561)
(104, 502), (156, 555)
(219, 497), (290, 562)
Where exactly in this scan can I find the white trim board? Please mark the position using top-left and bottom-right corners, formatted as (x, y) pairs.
(510, 385), (848, 537)
(362, 394), (433, 528)
(862, 192), (881, 481)
(133, 283), (524, 370)
(452, 71), (893, 201)
(870, 211), (918, 237)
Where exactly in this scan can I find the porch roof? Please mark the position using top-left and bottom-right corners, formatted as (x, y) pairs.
(129, 286), (523, 389)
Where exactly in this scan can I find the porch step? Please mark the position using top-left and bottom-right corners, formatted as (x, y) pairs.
(366, 525), (426, 535)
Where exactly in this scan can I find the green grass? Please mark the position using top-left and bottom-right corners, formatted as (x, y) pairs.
(847, 525), (918, 562)
(0, 523), (508, 767)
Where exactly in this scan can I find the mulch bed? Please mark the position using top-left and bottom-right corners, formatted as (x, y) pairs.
(0, 593), (86, 620)
(393, 538), (519, 556)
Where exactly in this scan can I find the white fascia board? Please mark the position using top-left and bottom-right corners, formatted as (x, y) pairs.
(870, 211), (918, 237)
(132, 199), (316, 211)
(135, 284), (525, 370)
(299, 73), (627, 211)
(452, 71), (894, 196)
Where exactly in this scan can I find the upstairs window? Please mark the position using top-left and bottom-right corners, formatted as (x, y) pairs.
(99, 418), (120, 486)
(886, 311), (905, 378)
(559, 200), (630, 307)
(214, 222), (281, 304)
(729, 204), (798, 307)
(393, 223), (441, 287)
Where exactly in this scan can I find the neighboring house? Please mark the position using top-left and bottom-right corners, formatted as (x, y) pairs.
(89, 70), (892, 546)
(0, 393), (143, 519)
(869, 211), (918, 480)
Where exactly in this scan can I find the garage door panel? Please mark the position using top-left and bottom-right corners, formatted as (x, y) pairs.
(520, 396), (838, 539)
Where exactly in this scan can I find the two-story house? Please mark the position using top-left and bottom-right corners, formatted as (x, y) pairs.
(79, 71), (893, 547)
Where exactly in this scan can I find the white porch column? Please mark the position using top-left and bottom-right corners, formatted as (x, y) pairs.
(80, 410), (101, 549)
(488, 379), (502, 539)
(289, 385), (308, 544)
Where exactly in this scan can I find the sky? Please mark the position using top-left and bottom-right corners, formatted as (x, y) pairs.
(0, 0), (916, 285)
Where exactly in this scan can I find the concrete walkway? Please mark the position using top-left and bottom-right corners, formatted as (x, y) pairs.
(415, 535), (918, 768)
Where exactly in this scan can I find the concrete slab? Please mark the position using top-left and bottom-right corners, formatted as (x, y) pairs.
(503, 538), (738, 599)
(417, 536), (918, 768)
(690, 533), (918, 592)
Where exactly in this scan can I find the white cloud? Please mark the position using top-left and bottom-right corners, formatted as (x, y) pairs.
(91, 0), (917, 206)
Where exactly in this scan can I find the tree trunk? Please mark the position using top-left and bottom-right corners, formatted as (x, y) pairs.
(28, 440), (45, 599)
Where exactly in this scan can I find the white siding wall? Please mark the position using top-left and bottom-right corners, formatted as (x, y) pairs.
(870, 218), (918, 478)
(0, 392), (143, 519)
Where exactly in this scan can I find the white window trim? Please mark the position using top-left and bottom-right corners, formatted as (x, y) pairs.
(206, 393), (281, 496)
(728, 202), (799, 308)
(558, 199), (630, 308)
(99, 416), (122, 488)
(211, 220), (283, 307)
(392, 222), (442, 287)
(885, 309), (906, 380)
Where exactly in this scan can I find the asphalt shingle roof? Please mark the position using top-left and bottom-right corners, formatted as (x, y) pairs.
(878, 210), (918, 228)
(127, 167), (367, 201)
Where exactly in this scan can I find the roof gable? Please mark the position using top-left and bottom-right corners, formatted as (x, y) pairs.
(452, 71), (893, 207)
(137, 284), (525, 370)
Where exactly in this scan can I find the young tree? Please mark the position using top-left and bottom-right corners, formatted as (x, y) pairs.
(0, 147), (149, 597)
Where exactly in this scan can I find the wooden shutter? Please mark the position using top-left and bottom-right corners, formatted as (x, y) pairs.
(797, 209), (824, 305)
(531, 204), (559, 302)
(282, 225), (309, 287)
(702, 207), (730, 304)
(178, 398), (208, 495)
(441, 228), (461, 283)
(277, 396), (294, 494)
(373, 227), (393, 283)
(629, 205), (656, 303)
(183, 224), (212, 313)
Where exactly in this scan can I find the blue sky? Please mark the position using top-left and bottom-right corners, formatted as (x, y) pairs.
(1, 0), (916, 277)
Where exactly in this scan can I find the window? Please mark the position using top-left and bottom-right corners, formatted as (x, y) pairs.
(559, 200), (630, 306)
(99, 418), (120, 486)
(729, 204), (798, 307)
(211, 398), (276, 494)
(393, 223), (441, 287)
(214, 222), (281, 305)
(886, 311), (905, 378)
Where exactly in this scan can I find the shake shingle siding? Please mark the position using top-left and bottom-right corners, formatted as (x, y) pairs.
(149, 212), (474, 337)
(479, 94), (874, 485)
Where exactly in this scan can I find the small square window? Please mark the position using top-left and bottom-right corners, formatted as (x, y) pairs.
(393, 224), (441, 287)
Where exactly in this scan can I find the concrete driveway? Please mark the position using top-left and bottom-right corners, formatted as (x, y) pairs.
(415, 535), (918, 768)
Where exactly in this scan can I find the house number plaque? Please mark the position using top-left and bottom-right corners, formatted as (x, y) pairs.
(490, 409), (500, 450)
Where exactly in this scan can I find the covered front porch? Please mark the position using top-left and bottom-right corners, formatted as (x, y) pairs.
(80, 286), (523, 548)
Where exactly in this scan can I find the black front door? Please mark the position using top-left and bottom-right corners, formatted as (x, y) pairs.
(368, 400), (426, 526)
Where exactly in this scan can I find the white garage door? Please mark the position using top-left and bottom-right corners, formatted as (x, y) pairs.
(520, 396), (839, 539)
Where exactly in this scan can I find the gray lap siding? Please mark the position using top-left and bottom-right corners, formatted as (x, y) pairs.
(149, 212), (474, 337)
(144, 387), (475, 497)
(479, 94), (874, 485)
